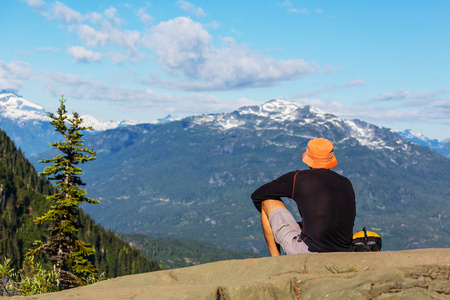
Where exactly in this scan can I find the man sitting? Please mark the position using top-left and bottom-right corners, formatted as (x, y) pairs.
(251, 138), (356, 256)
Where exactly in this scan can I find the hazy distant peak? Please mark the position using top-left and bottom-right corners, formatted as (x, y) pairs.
(80, 115), (140, 131)
(149, 114), (183, 124)
(397, 129), (440, 149)
(400, 129), (429, 141)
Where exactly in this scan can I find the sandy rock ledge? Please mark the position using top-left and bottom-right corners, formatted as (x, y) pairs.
(18, 248), (450, 300)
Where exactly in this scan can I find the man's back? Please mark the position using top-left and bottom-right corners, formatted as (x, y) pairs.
(293, 169), (355, 252)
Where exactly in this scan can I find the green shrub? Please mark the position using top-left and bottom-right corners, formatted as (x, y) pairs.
(0, 256), (60, 296)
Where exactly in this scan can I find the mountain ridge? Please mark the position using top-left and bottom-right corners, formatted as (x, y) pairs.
(1, 90), (448, 158)
(0, 91), (139, 155)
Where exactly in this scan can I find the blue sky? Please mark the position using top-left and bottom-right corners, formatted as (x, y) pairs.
(1, 0), (449, 140)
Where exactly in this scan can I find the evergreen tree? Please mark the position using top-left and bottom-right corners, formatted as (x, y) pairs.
(27, 97), (99, 288)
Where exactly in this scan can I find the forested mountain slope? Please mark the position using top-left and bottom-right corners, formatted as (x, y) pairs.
(0, 129), (161, 277)
(119, 233), (261, 270)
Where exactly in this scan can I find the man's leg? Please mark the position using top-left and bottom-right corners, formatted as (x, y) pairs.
(261, 200), (288, 256)
(262, 200), (310, 255)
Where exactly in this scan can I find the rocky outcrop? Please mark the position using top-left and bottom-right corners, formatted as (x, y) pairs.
(19, 248), (450, 299)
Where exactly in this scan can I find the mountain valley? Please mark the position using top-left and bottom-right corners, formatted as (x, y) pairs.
(2, 90), (449, 255)
(29, 99), (450, 254)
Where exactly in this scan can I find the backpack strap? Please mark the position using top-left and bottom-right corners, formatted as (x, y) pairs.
(291, 170), (301, 199)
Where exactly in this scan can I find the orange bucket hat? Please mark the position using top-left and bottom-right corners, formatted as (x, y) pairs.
(302, 138), (338, 169)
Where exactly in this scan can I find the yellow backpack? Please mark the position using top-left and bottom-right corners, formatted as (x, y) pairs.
(352, 227), (382, 251)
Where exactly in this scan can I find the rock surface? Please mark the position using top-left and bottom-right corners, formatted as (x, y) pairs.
(20, 248), (450, 299)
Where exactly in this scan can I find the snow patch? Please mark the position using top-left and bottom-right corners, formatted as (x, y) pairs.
(192, 114), (246, 130)
(239, 99), (318, 123)
(344, 120), (389, 150)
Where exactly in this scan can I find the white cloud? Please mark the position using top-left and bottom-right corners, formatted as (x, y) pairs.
(361, 89), (450, 126)
(87, 12), (103, 23)
(297, 97), (420, 123)
(296, 86), (337, 98)
(69, 22), (143, 60)
(371, 88), (441, 102)
(435, 99), (450, 109)
(26, 4), (323, 94)
(205, 20), (220, 29)
(70, 24), (109, 48)
(105, 51), (128, 64)
(142, 17), (212, 75)
(103, 7), (122, 27)
(296, 79), (365, 98)
(137, 6), (153, 25)
(26, 3), (321, 89)
(277, 1), (309, 14)
(296, 86), (450, 127)
(141, 17), (321, 91)
(24, 0), (44, 8)
(49, 1), (84, 23)
(176, 0), (205, 17)
(0, 60), (35, 90)
(67, 46), (102, 63)
(14, 50), (33, 56)
(25, 0), (84, 23)
(278, 1), (292, 8)
(344, 79), (366, 87)
(27, 2), (143, 62)
(42, 71), (237, 115)
(289, 8), (309, 14)
(235, 97), (261, 108)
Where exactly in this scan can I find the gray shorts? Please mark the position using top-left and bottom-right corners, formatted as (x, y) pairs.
(269, 207), (311, 255)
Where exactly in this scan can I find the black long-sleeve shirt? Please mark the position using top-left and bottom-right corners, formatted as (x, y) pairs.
(251, 169), (356, 252)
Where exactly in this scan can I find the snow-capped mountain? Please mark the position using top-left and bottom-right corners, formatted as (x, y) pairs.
(193, 99), (411, 152)
(398, 129), (450, 159)
(397, 129), (440, 148)
(0, 90), (49, 123)
(0, 90), (138, 130)
(0, 90), (140, 156)
(193, 99), (449, 158)
(80, 115), (140, 131)
(28, 98), (449, 253)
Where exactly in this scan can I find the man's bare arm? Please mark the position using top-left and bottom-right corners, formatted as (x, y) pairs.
(261, 199), (288, 256)
(261, 208), (281, 256)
